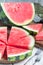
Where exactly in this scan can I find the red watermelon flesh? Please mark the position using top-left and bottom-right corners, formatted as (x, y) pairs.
(8, 27), (29, 41)
(23, 24), (42, 33)
(8, 27), (35, 49)
(0, 27), (7, 44)
(7, 46), (28, 56)
(35, 30), (43, 41)
(1, 3), (35, 25)
(0, 41), (6, 59)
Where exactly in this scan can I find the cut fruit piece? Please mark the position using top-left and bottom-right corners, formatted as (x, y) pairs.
(8, 27), (35, 49)
(0, 41), (6, 59)
(1, 2), (35, 26)
(7, 46), (32, 61)
(0, 27), (7, 44)
(35, 30), (43, 41)
(8, 27), (29, 40)
(23, 24), (42, 35)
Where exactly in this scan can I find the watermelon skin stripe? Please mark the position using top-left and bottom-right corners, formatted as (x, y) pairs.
(8, 56), (16, 61)
(7, 50), (32, 61)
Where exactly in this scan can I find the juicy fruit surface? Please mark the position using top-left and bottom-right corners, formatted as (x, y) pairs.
(0, 27), (7, 44)
(1, 2), (35, 25)
(8, 27), (35, 49)
(8, 36), (30, 49)
(35, 30), (43, 41)
(23, 24), (42, 32)
(7, 46), (32, 61)
(7, 46), (28, 55)
(0, 41), (6, 59)
(8, 27), (29, 38)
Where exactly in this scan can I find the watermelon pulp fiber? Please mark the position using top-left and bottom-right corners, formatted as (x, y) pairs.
(0, 27), (35, 61)
(0, 2), (35, 26)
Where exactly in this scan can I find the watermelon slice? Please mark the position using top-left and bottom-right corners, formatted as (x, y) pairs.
(8, 27), (35, 49)
(35, 30), (43, 41)
(0, 27), (7, 44)
(1, 2), (35, 26)
(23, 24), (42, 35)
(7, 46), (32, 61)
(8, 27), (29, 38)
(0, 41), (6, 59)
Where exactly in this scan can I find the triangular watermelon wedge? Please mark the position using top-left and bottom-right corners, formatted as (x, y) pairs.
(8, 27), (29, 38)
(1, 2), (35, 26)
(0, 41), (6, 59)
(0, 27), (7, 44)
(35, 30), (43, 41)
(7, 46), (32, 61)
(8, 27), (35, 49)
(23, 24), (42, 35)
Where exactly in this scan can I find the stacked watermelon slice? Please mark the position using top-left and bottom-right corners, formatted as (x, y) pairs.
(0, 27), (35, 62)
(0, 2), (43, 62)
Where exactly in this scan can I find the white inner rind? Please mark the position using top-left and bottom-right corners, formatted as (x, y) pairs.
(28, 35), (35, 49)
(0, 53), (2, 59)
(1, 3), (35, 25)
(23, 26), (38, 33)
(0, 27), (7, 30)
(8, 50), (32, 57)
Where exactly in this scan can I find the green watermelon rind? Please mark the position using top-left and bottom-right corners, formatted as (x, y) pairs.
(8, 50), (32, 61)
(23, 26), (38, 35)
(1, 3), (35, 26)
